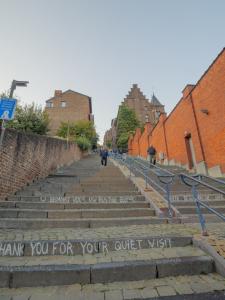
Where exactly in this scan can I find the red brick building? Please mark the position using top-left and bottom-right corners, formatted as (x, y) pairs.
(104, 84), (165, 148)
(128, 48), (225, 177)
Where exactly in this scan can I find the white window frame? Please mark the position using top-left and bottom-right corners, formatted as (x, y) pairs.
(61, 101), (67, 108)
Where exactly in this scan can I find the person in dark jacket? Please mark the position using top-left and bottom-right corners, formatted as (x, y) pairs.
(147, 145), (156, 165)
(100, 148), (109, 166)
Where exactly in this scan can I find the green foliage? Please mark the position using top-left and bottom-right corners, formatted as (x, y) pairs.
(116, 105), (140, 151)
(57, 120), (98, 150)
(106, 140), (112, 149)
(117, 132), (129, 150)
(76, 136), (91, 151)
(5, 103), (49, 135)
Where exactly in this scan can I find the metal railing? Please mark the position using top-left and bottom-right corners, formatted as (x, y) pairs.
(180, 173), (225, 235)
(112, 153), (175, 217)
(111, 153), (225, 234)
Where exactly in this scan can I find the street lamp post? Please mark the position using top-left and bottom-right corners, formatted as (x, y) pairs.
(0, 80), (29, 148)
(9, 80), (29, 98)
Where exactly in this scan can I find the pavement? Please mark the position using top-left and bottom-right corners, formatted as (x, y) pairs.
(0, 274), (225, 299)
(0, 154), (225, 299)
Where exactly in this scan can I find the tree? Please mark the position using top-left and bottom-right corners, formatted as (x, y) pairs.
(57, 120), (98, 150)
(106, 140), (112, 149)
(116, 105), (140, 151)
(4, 102), (49, 135)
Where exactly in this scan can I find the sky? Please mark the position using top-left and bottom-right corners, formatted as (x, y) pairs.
(0, 0), (224, 143)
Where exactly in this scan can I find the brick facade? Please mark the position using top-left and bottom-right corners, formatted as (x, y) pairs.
(45, 89), (93, 136)
(128, 49), (225, 177)
(104, 84), (165, 148)
(0, 128), (82, 200)
(123, 84), (165, 125)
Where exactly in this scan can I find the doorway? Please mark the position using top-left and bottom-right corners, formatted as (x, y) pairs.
(184, 134), (196, 170)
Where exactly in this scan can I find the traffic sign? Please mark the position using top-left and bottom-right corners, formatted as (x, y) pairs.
(0, 98), (17, 120)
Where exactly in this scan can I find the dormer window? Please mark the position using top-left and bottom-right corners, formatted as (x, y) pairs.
(46, 102), (53, 108)
(61, 101), (66, 108)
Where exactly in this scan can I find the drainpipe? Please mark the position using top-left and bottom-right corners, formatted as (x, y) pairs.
(162, 119), (169, 161)
(189, 94), (208, 174)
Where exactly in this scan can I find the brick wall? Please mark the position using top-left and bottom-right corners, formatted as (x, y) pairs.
(45, 90), (92, 136)
(0, 129), (82, 200)
(139, 123), (152, 158)
(129, 48), (225, 176)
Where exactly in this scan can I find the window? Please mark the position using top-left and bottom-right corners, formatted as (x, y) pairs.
(46, 102), (53, 108)
(61, 101), (66, 108)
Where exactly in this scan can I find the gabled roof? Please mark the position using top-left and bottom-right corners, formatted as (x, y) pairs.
(125, 84), (149, 101)
(151, 93), (163, 106)
(46, 89), (91, 102)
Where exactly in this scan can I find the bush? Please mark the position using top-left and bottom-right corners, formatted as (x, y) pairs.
(57, 120), (98, 149)
(76, 136), (91, 151)
(6, 103), (49, 135)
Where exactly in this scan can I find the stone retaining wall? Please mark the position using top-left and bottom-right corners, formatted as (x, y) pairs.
(0, 128), (82, 200)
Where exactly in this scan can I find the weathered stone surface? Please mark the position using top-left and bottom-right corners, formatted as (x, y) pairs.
(11, 265), (90, 287)
(0, 270), (10, 288)
(91, 261), (156, 283)
(157, 256), (214, 277)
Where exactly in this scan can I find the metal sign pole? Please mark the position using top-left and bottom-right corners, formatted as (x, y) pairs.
(0, 119), (5, 148)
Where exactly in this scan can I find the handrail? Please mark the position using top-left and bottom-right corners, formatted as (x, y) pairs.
(197, 174), (225, 186)
(133, 156), (175, 177)
(180, 173), (225, 235)
(112, 153), (174, 217)
(112, 154), (225, 231)
(180, 173), (225, 195)
(114, 154), (166, 192)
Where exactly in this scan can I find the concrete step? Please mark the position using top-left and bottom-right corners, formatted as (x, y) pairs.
(0, 246), (213, 287)
(182, 214), (225, 223)
(73, 186), (138, 191)
(65, 191), (141, 196)
(0, 273), (225, 299)
(172, 200), (225, 207)
(0, 217), (169, 229)
(0, 201), (150, 210)
(0, 208), (155, 219)
(178, 206), (225, 214)
(80, 180), (134, 184)
(81, 178), (133, 183)
(6, 195), (146, 203)
(0, 236), (192, 257)
(171, 193), (225, 202)
(15, 191), (142, 197)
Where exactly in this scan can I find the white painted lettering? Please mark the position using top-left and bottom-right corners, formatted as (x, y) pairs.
(52, 242), (59, 255)
(67, 242), (73, 255)
(102, 241), (108, 254)
(80, 241), (87, 255)
(86, 243), (94, 254)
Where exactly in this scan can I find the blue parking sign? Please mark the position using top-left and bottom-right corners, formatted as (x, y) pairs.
(0, 98), (17, 120)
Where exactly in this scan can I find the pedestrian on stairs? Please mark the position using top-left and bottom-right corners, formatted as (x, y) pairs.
(100, 148), (109, 166)
(147, 145), (156, 166)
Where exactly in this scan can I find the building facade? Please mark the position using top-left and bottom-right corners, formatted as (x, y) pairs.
(122, 84), (165, 125)
(103, 84), (165, 148)
(128, 49), (225, 177)
(45, 89), (93, 136)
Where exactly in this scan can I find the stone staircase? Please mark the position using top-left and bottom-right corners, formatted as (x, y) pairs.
(0, 155), (225, 299)
(133, 157), (225, 223)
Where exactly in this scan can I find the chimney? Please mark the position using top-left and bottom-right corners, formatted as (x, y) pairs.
(182, 84), (195, 98)
(54, 90), (62, 97)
